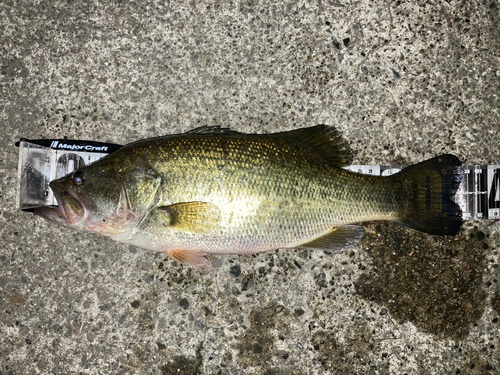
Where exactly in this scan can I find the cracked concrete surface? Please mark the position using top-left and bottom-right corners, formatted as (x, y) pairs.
(1, 0), (500, 374)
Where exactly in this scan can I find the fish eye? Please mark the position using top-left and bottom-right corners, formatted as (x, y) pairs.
(72, 170), (86, 186)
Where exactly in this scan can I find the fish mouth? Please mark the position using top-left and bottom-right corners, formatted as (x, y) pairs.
(34, 181), (86, 227)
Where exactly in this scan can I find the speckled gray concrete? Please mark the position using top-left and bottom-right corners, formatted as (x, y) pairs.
(1, 1), (499, 374)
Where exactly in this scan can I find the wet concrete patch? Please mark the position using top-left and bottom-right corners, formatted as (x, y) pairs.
(161, 343), (203, 375)
(236, 302), (298, 374)
(493, 293), (500, 317)
(311, 319), (385, 374)
(355, 222), (489, 340)
(237, 302), (281, 367)
(455, 351), (496, 374)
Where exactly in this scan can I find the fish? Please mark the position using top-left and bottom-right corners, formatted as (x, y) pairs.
(34, 125), (463, 267)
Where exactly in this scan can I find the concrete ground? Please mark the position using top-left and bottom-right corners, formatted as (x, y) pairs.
(1, 0), (500, 374)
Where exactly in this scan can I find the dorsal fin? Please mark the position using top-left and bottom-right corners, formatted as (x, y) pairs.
(187, 124), (352, 167)
(270, 125), (352, 167)
(187, 125), (243, 136)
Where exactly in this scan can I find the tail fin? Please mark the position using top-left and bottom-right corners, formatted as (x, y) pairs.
(394, 154), (463, 236)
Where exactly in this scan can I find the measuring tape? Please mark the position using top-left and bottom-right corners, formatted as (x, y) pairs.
(16, 139), (122, 210)
(16, 139), (500, 220)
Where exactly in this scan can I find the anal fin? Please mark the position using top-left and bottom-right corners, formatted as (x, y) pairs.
(165, 249), (211, 268)
(298, 225), (364, 251)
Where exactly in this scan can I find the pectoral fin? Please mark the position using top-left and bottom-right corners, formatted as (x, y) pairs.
(298, 225), (364, 251)
(157, 201), (221, 233)
(165, 249), (211, 268)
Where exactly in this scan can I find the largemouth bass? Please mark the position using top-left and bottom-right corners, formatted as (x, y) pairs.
(34, 125), (463, 267)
